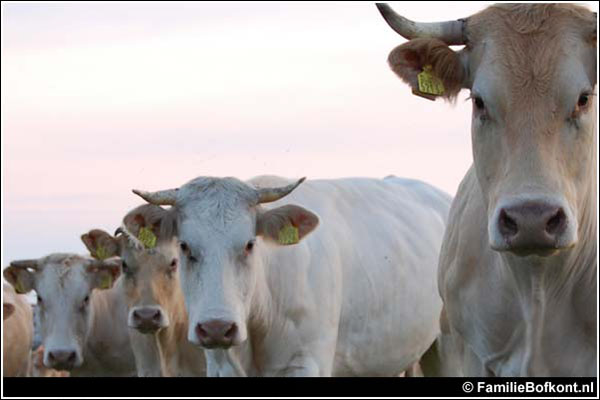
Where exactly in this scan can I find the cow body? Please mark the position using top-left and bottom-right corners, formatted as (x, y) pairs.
(439, 167), (597, 376)
(135, 175), (451, 376)
(3, 283), (33, 377)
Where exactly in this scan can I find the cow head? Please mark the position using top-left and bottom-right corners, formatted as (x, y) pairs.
(3, 254), (121, 371)
(81, 204), (180, 335)
(132, 176), (319, 349)
(378, 3), (597, 257)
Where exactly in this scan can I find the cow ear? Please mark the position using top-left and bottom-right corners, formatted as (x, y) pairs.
(256, 205), (319, 246)
(86, 258), (122, 290)
(81, 230), (120, 260)
(4, 260), (37, 294)
(3, 302), (15, 320)
(388, 38), (466, 101)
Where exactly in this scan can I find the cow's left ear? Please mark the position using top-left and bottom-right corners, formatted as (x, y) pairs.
(388, 38), (467, 101)
(86, 258), (122, 290)
(256, 205), (319, 245)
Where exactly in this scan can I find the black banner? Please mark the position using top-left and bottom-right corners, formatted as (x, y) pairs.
(2, 377), (597, 398)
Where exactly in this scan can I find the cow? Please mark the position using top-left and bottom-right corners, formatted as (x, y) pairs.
(3, 283), (33, 377)
(3, 254), (136, 376)
(377, 3), (597, 376)
(81, 204), (206, 377)
(132, 174), (452, 376)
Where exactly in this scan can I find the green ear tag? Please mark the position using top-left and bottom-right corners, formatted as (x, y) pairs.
(99, 274), (113, 290)
(417, 65), (445, 96)
(138, 227), (157, 249)
(94, 245), (109, 261)
(278, 224), (299, 245)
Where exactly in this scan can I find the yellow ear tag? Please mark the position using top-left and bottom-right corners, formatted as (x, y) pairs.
(99, 274), (113, 290)
(15, 280), (27, 294)
(94, 245), (109, 261)
(138, 227), (157, 249)
(278, 224), (299, 245)
(416, 65), (445, 97)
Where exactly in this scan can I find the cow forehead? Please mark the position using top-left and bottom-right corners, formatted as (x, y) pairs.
(36, 261), (88, 298)
(468, 4), (594, 92)
(176, 178), (258, 239)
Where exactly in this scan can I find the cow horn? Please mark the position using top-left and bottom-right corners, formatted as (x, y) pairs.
(256, 177), (306, 204)
(376, 3), (466, 45)
(115, 224), (145, 251)
(132, 188), (178, 206)
(9, 259), (39, 270)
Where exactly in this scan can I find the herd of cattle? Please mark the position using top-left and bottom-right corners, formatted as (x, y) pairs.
(2, 3), (597, 377)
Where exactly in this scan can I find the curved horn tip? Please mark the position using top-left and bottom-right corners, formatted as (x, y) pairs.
(114, 227), (124, 237)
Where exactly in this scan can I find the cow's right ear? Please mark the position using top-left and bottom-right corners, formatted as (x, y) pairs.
(81, 229), (120, 260)
(388, 38), (466, 101)
(3, 260), (38, 294)
(3, 302), (15, 320)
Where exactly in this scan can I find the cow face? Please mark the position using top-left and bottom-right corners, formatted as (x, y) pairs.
(380, 4), (597, 257)
(3, 254), (121, 371)
(133, 177), (319, 349)
(81, 205), (180, 335)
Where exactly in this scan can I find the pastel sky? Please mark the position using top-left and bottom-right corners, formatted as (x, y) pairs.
(2, 1), (597, 266)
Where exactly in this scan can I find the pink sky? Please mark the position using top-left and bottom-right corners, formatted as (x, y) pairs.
(2, 2), (597, 265)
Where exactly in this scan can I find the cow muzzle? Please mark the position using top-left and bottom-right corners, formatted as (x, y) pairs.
(44, 347), (82, 371)
(129, 306), (169, 334)
(194, 319), (239, 349)
(489, 197), (578, 256)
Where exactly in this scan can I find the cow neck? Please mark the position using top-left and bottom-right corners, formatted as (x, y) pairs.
(243, 246), (274, 375)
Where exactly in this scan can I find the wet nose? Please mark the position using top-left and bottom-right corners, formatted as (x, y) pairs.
(496, 200), (572, 253)
(47, 349), (77, 370)
(195, 320), (238, 348)
(131, 306), (165, 332)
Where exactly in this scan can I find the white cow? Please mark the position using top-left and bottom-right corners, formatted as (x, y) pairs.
(377, 3), (597, 376)
(3, 254), (136, 376)
(3, 283), (33, 377)
(81, 204), (206, 377)
(133, 175), (451, 376)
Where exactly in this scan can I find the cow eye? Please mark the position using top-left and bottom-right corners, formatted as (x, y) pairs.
(245, 240), (255, 253)
(37, 294), (43, 304)
(83, 295), (90, 306)
(122, 261), (129, 273)
(473, 96), (485, 110)
(577, 93), (589, 108)
(180, 242), (189, 253)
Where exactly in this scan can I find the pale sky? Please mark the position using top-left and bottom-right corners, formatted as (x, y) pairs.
(2, 1), (597, 265)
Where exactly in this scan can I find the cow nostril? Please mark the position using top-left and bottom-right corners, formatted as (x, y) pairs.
(499, 209), (518, 237)
(224, 323), (237, 339)
(153, 310), (161, 321)
(67, 352), (76, 363)
(195, 323), (208, 340)
(546, 208), (566, 235)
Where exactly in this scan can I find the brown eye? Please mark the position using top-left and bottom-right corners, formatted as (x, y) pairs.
(180, 242), (189, 252)
(37, 294), (43, 304)
(473, 96), (485, 110)
(83, 295), (90, 306)
(577, 93), (589, 108)
(245, 240), (255, 253)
